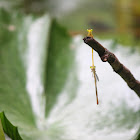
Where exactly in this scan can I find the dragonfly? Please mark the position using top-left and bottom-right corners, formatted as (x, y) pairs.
(87, 29), (99, 105)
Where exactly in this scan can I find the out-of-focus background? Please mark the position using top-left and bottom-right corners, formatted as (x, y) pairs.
(60, 0), (140, 43)
(0, 0), (140, 140)
(0, 0), (140, 45)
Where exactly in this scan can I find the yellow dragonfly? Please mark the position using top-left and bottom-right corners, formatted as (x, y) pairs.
(87, 29), (99, 105)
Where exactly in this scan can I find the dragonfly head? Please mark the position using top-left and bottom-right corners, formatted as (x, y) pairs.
(87, 29), (93, 38)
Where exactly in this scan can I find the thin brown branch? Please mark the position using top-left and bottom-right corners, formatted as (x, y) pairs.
(83, 37), (140, 98)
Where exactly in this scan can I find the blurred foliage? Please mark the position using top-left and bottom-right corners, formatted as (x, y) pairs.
(0, 9), (74, 139)
(0, 9), (36, 139)
(0, 119), (5, 140)
(1, 0), (140, 47)
(59, 0), (140, 47)
(96, 33), (140, 50)
(0, 112), (22, 140)
(0, 0), (48, 13)
(44, 20), (74, 116)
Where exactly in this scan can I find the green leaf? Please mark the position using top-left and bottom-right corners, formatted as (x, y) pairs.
(0, 9), (37, 139)
(0, 9), (74, 139)
(0, 112), (21, 140)
(44, 20), (74, 116)
(0, 119), (5, 140)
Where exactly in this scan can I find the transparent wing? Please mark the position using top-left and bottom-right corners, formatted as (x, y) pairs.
(95, 72), (99, 81)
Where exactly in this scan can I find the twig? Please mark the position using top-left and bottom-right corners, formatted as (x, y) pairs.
(83, 37), (140, 98)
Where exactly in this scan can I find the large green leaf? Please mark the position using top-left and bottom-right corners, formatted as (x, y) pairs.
(0, 9), (74, 139)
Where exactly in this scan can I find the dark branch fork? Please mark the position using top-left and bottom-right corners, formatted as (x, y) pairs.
(83, 37), (140, 98)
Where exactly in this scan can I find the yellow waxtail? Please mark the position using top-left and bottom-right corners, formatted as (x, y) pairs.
(92, 49), (94, 66)
(87, 29), (99, 105)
